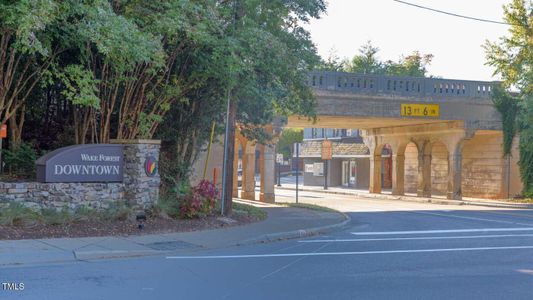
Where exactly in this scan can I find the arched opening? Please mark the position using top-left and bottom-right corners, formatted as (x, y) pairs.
(431, 141), (449, 196)
(241, 142), (257, 200)
(404, 142), (419, 194)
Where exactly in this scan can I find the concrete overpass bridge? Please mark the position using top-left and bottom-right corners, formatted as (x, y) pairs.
(284, 71), (520, 201)
(195, 71), (521, 204)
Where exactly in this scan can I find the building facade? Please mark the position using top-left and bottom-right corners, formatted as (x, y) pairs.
(300, 128), (388, 190)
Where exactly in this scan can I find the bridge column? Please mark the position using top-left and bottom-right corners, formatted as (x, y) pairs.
(241, 142), (256, 200)
(369, 154), (382, 194)
(446, 139), (464, 200)
(392, 153), (405, 195)
(417, 141), (432, 197)
(259, 144), (276, 203)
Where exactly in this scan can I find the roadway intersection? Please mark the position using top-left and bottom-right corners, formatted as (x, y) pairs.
(4, 190), (533, 300)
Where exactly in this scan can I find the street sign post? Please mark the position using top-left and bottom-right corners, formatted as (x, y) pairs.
(295, 143), (299, 204)
(321, 139), (332, 190)
(276, 153), (283, 186)
(0, 124), (6, 174)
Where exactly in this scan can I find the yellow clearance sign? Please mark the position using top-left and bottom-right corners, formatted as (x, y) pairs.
(401, 104), (440, 117)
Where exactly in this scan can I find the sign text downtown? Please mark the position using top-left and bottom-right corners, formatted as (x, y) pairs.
(53, 153), (121, 176)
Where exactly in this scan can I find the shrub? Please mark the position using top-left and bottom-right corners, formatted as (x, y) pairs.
(3, 142), (38, 178)
(41, 207), (71, 225)
(179, 180), (219, 219)
(0, 203), (41, 227)
(103, 201), (133, 221)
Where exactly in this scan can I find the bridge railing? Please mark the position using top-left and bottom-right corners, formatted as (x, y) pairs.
(308, 71), (498, 99)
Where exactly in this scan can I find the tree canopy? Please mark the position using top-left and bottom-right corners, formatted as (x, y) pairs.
(321, 41), (434, 77)
(0, 0), (326, 211)
(484, 0), (533, 196)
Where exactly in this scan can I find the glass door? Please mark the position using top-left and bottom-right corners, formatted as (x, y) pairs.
(349, 160), (357, 187)
(342, 161), (349, 186)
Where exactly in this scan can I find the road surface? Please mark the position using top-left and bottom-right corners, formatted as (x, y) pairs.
(3, 190), (533, 300)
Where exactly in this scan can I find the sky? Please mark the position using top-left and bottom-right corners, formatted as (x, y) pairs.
(306, 0), (511, 81)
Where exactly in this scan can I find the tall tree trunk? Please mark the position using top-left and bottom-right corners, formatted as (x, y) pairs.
(223, 97), (236, 215)
(8, 104), (24, 149)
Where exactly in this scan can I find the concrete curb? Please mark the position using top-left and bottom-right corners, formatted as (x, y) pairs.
(1, 207), (351, 266)
(276, 186), (533, 209)
(73, 250), (167, 261)
(237, 211), (351, 246)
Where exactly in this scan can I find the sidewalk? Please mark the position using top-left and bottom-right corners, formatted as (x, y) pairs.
(276, 184), (533, 209)
(0, 199), (348, 266)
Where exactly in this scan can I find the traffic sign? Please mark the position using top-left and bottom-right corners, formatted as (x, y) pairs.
(276, 154), (284, 163)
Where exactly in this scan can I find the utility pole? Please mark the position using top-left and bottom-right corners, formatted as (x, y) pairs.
(276, 150), (282, 187)
(321, 138), (332, 190)
(295, 143), (299, 204)
(220, 0), (240, 215)
(324, 159), (328, 190)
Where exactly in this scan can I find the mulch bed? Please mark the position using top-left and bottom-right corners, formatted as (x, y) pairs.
(0, 214), (263, 240)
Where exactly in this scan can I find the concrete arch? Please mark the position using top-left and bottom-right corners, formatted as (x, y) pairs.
(369, 141), (394, 194)
(233, 125), (276, 203)
(241, 141), (257, 200)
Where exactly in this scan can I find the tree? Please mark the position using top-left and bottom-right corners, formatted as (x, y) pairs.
(484, 0), (533, 196)
(0, 0), (61, 148)
(345, 41), (383, 74)
(219, 0), (326, 214)
(339, 41), (433, 77)
(276, 128), (303, 158)
(383, 51), (433, 77)
(318, 47), (345, 71)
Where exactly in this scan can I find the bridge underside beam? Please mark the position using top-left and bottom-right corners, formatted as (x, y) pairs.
(287, 115), (452, 130)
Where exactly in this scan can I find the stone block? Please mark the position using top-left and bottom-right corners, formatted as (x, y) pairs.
(8, 188), (28, 194)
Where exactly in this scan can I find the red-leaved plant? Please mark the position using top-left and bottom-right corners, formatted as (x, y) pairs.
(179, 180), (219, 219)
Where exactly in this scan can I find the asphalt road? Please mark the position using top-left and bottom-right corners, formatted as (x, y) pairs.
(3, 190), (533, 300)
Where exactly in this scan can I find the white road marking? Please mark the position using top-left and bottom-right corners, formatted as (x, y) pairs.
(166, 245), (533, 259)
(516, 269), (533, 275)
(351, 227), (533, 236)
(300, 233), (533, 243)
(408, 211), (533, 226)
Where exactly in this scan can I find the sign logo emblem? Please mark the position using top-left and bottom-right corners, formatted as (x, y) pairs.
(144, 156), (158, 177)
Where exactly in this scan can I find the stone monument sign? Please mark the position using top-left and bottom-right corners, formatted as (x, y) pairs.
(36, 144), (124, 183)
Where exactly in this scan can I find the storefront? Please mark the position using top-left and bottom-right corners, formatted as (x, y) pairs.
(341, 160), (357, 187)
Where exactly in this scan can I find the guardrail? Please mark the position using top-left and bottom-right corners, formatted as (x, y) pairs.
(308, 71), (498, 99)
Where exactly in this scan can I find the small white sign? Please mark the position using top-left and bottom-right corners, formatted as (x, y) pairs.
(305, 164), (314, 173)
(276, 154), (284, 163)
(313, 162), (324, 176)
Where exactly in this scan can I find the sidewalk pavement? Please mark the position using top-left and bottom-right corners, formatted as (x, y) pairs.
(0, 199), (348, 266)
(276, 184), (533, 209)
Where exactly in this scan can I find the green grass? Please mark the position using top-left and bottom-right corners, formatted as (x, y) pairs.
(232, 202), (267, 220)
(0, 203), (41, 227)
(154, 195), (181, 218)
(508, 198), (533, 204)
(0, 202), (134, 227)
(278, 202), (339, 213)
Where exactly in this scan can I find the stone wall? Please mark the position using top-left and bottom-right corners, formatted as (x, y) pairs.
(0, 140), (160, 212)
(461, 134), (504, 198)
(115, 140), (161, 210)
(404, 143), (418, 193)
(0, 182), (124, 210)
